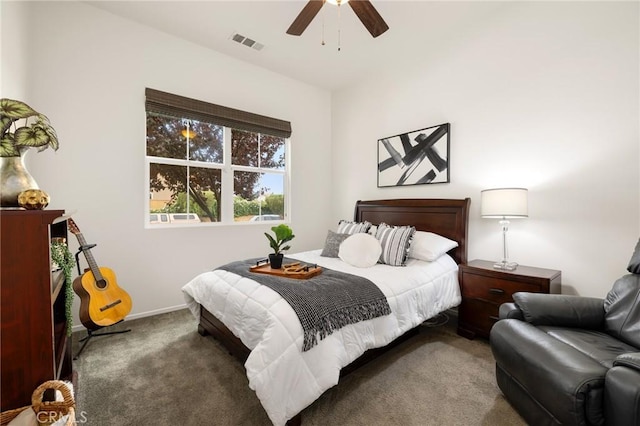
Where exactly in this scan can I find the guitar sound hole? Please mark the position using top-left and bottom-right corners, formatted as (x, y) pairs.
(96, 279), (108, 290)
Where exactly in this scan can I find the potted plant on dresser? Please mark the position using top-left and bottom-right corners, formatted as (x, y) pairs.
(264, 224), (295, 269)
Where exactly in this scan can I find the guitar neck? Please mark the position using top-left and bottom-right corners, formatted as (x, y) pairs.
(75, 232), (104, 282)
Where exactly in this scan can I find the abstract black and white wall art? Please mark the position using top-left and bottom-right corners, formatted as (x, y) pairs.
(377, 123), (450, 187)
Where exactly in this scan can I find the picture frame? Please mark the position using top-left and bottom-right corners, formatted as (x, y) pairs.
(377, 123), (450, 187)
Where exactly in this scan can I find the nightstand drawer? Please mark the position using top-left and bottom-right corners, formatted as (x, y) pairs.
(458, 299), (500, 335)
(461, 274), (542, 304)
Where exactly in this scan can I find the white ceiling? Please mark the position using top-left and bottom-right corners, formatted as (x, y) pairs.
(87, 0), (516, 91)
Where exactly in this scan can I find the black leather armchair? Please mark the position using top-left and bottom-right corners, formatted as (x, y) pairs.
(490, 241), (640, 426)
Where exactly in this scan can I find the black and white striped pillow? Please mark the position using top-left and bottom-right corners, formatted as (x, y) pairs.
(337, 220), (372, 234)
(375, 223), (416, 266)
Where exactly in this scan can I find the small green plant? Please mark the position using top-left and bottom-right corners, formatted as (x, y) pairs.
(50, 240), (76, 337)
(264, 224), (295, 255)
(0, 98), (59, 157)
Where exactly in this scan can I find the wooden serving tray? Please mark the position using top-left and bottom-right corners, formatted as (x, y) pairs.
(249, 261), (322, 280)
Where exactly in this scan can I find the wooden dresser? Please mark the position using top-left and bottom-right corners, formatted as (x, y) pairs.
(457, 259), (561, 339)
(0, 210), (73, 410)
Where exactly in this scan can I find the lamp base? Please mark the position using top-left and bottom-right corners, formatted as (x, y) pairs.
(493, 261), (518, 271)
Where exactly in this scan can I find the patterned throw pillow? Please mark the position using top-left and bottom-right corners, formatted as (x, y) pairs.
(375, 223), (416, 266)
(320, 230), (351, 257)
(336, 220), (372, 234)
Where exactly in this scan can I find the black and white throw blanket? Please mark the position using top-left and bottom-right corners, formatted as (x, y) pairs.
(218, 257), (392, 351)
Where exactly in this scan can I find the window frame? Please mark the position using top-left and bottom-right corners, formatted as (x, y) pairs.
(144, 89), (291, 228)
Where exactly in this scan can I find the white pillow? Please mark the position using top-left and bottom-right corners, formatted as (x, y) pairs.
(338, 233), (382, 268)
(409, 231), (458, 261)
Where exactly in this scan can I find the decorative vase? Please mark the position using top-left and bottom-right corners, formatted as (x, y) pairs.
(269, 253), (284, 269)
(0, 150), (39, 207)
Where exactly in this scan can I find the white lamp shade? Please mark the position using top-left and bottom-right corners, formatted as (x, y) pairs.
(481, 188), (528, 218)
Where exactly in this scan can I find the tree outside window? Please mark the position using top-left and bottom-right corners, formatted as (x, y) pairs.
(146, 112), (287, 225)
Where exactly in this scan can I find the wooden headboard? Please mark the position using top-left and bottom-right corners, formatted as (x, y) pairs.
(354, 198), (470, 265)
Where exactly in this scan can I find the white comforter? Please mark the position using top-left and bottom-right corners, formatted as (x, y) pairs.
(182, 250), (460, 425)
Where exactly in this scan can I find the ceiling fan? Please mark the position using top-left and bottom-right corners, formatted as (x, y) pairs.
(287, 0), (389, 39)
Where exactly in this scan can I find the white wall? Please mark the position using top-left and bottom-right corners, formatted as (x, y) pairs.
(3, 1), (638, 325)
(0, 0), (30, 98)
(2, 1), (333, 324)
(331, 1), (639, 298)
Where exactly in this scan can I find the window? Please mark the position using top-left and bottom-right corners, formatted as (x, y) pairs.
(145, 89), (291, 226)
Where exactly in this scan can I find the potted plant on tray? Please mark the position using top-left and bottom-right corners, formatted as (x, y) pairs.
(264, 224), (295, 269)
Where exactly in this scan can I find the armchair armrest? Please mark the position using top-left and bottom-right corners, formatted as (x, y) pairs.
(512, 292), (605, 328)
(498, 302), (524, 320)
(614, 352), (640, 371)
(605, 352), (640, 426)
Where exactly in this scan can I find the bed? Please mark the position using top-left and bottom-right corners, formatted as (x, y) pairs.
(182, 198), (470, 425)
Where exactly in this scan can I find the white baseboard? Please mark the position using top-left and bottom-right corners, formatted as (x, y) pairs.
(71, 303), (188, 333)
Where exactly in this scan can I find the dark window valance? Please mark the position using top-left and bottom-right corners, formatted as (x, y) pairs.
(145, 88), (292, 139)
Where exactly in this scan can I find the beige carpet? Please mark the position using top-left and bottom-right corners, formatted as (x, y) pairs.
(72, 309), (525, 425)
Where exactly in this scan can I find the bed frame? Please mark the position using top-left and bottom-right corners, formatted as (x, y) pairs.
(197, 198), (470, 425)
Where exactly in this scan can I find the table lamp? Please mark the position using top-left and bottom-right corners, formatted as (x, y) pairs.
(481, 188), (528, 271)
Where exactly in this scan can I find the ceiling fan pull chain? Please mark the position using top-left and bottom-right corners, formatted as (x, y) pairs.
(337, 3), (341, 52)
(321, 1), (326, 46)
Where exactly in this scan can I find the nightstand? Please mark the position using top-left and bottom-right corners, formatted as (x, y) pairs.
(457, 259), (561, 339)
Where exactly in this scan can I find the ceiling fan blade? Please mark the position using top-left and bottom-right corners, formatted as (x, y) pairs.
(348, 0), (389, 38)
(286, 0), (325, 36)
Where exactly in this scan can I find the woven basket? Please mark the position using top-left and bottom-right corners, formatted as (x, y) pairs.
(0, 381), (75, 426)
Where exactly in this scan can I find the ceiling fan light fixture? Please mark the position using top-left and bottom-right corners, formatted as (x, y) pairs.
(286, 0), (387, 38)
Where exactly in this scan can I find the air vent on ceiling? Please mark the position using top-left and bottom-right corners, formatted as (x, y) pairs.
(230, 33), (264, 51)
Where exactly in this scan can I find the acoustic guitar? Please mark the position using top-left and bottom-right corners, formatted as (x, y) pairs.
(68, 218), (132, 330)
